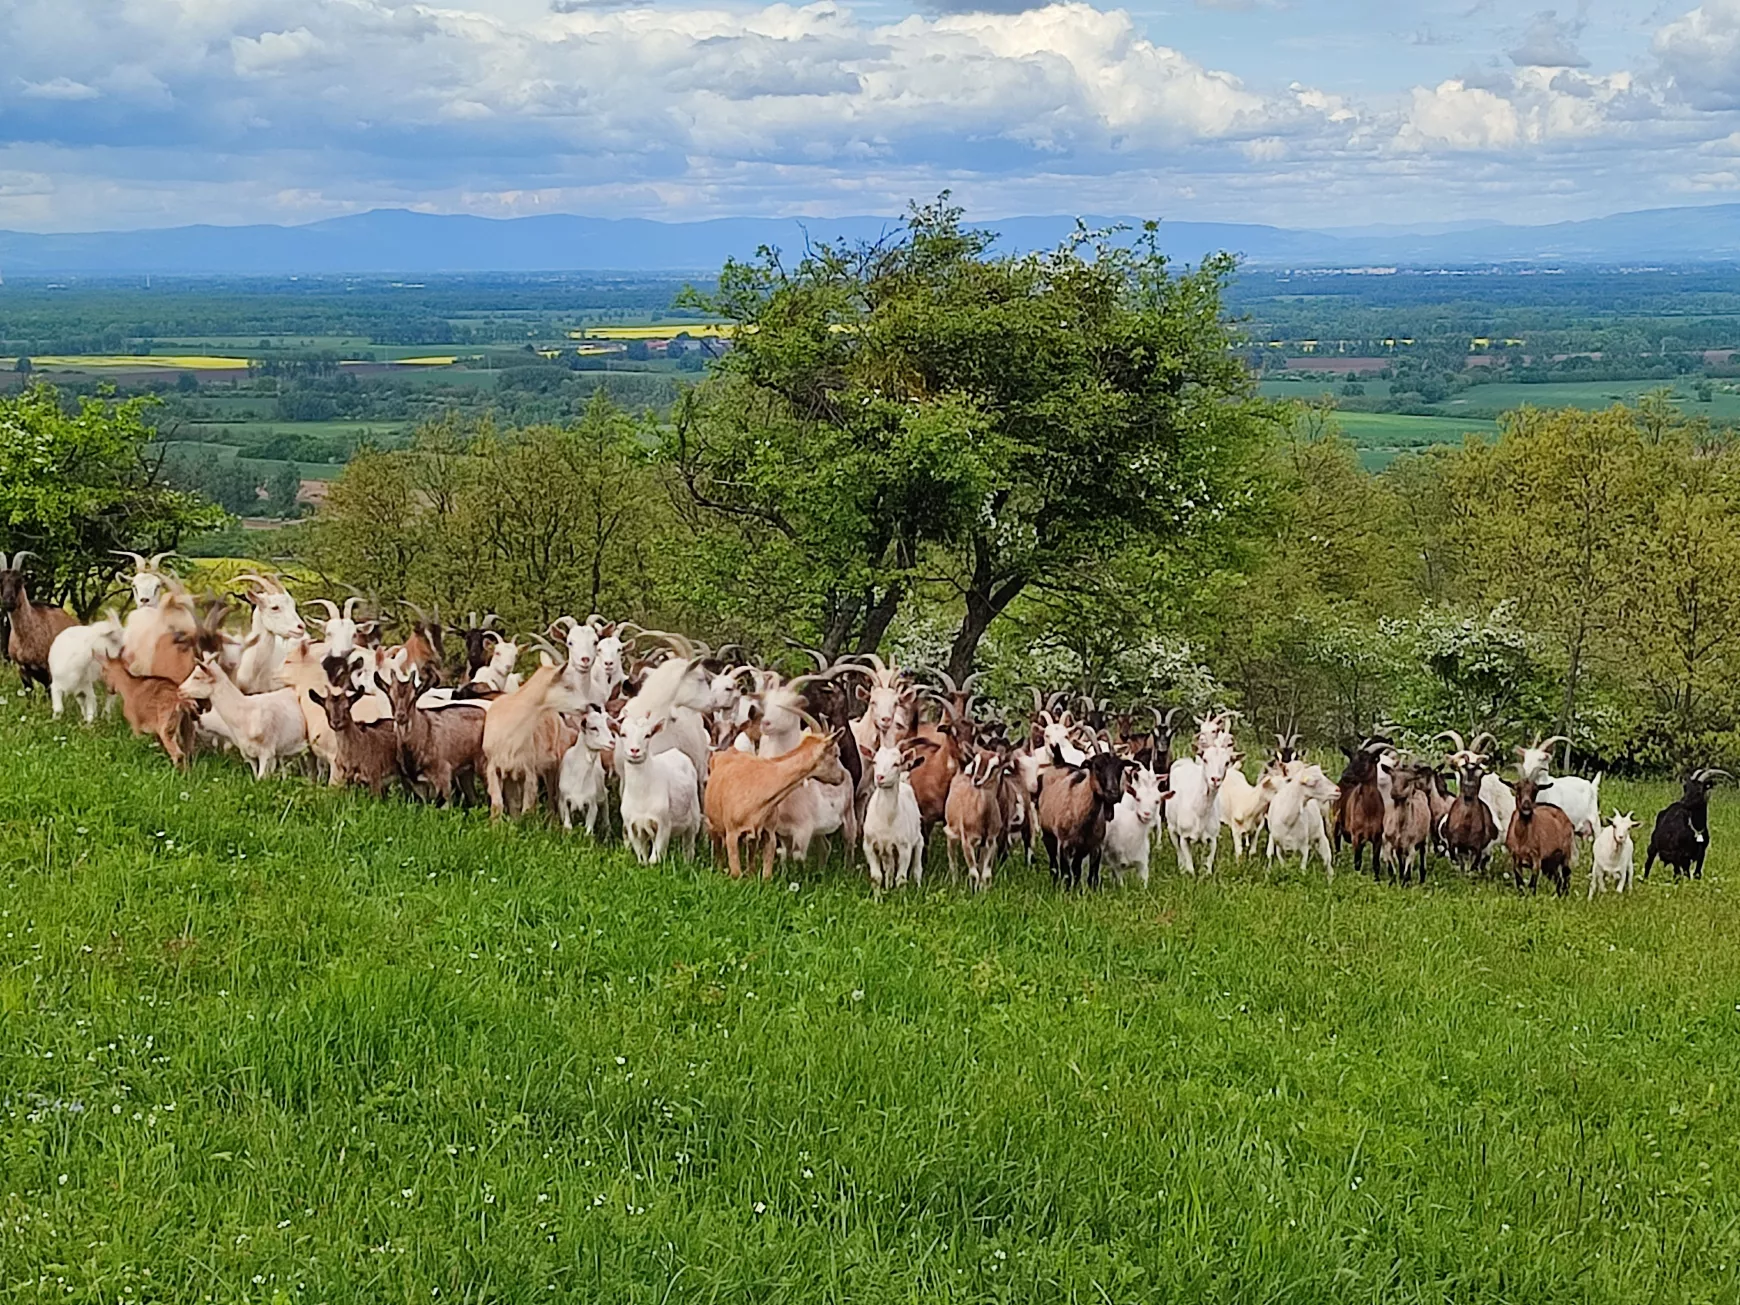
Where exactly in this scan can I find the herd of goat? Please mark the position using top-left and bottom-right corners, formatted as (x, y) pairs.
(0, 549), (1729, 898)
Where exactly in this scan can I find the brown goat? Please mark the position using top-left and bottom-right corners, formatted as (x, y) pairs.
(1442, 758), (1499, 877)
(384, 671), (484, 804)
(944, 748), (1010, 891)
(705, 731), (848, 881)
(901, 716), (963, 839)
(101, 658), (197, 768)
(1, 552), (78, 692)
(310, 686), (402, 797)
(1506, 776), (1576, 896)
(1036, 750), (1128, 890)
(1333, 740), (1389, 877)
(1381, 763), (1434, 885)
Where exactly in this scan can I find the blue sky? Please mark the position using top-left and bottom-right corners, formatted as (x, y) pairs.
(4, 0), (1740, 232)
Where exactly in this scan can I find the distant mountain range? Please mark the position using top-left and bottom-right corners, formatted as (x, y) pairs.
(5, 204), (1740, 275)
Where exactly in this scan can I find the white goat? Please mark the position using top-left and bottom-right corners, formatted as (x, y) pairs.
(111, 550), (176, 608)
(1218, 762), (1271, 860)
(847, 655), (916, 754)
(558, 707), (613, 836)
(1264, 761), (1340, 878)
(233, 576), (308, 694)
(862, 745), (924, 895)
(307, 597), (373, 662)
(1103, 765), (1169, 887)
(613, 713), (701, 863)
(1589, 811), (1638, 899)
(180, 657), (308, 779)
(1517, 737), (1603, 839)
(1164, 742), (1237, 876)
(468, 637), (521, 693)
(48, 612), (124, 721)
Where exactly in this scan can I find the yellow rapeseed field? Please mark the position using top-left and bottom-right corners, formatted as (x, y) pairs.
(27, 355), (252, 370)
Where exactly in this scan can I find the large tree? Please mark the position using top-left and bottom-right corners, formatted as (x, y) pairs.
(668, 197), (1271, 674)
(0, 384), (222, 615)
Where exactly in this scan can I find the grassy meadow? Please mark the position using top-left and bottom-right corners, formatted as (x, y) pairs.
(4, 680), (1740, 1302)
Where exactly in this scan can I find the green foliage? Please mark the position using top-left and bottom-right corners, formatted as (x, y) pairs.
(669, 197), (1273, 674)
(308, 393), (666, 628)
(0, 383), (223, 612)
(266, 460), (302, 518)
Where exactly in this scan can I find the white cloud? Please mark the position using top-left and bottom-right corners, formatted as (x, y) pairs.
(18, 77), (101, 101)
(1509, 10), (1588, 69)
(3, 0), (1740, 231)
(1656, 0), (1740, 109)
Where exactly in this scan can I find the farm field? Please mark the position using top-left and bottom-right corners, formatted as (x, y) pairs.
(3, 686), (1739, 1301)
(152, 439), (351, 482)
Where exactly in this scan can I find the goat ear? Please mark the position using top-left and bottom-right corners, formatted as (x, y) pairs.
(649, 719), (664, 736)
(854, 684), (868, 702)
(905, 753), (927, 773)
(306, 689), (323, 706)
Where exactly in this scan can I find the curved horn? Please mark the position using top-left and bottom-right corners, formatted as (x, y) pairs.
(549, 615), (578, 635)
(961, 671), (988, 693)
(796, 709), (826, 735)
(8, 550), (40, 569)
(782, 640), (829, 672)
(530, 634), (564, 661)
(1469, 731), (1498, 755)
(147, 551), (174, 571)
(111, 550), (148, 569)
(1536, 735), (1570, 753)
(232, 572), (281, 593)
(1045, 690), (1070, 714)
(1030, 687), (1045, 716)
(308, 598), (341, 622)
(480, 613), (502, 630)
(1434, 730), (1467, 754)
(1697, 768), (1734, 783)
(341, 596), (363, 621)
(400, 599), (429, 624)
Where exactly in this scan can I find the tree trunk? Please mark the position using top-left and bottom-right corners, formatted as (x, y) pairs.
(855, 582), (904, 657)
(946, 556), (1026, 682)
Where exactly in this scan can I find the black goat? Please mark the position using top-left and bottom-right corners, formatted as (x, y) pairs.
(1645, 769), (1732, 881)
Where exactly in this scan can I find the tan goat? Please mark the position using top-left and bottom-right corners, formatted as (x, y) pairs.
(101, 658), (198, 769)
(705, 731), (847, 880)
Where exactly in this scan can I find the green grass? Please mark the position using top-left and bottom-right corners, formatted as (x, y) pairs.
(4, 685), (1740, 1301)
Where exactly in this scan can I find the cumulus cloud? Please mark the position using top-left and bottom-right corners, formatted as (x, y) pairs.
(1656, 0), (1740, 109)
(0, 0), (1362, 219)
(4, 0), (1740, 232)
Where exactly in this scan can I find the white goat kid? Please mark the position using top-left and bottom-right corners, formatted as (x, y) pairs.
(613, 713), (701, 864)
(1264, 762), (1340, 878)
(1589, 810), (1638, 899)
(180, 657), (309, 779)
(558, 707), (613, 836)
(1103, 765), (1170, 887)
(1164, 742), (1237, 876)
(862, 745), (924, 895)
(49, 612), (125, 721)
